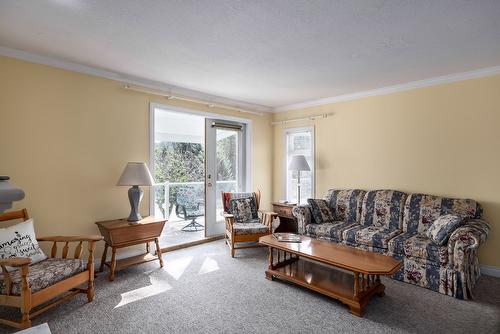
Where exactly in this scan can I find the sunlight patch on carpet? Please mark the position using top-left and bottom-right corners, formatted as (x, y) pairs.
(198, 256), (219, 275)
(114, 276), (172, 309)
(163, 255), (193, 280)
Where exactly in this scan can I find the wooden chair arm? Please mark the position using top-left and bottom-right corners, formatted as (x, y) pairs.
(0, 257), (31, 267)
(0, 258), (31, 296)
(37, 235), (103, 242)
(259, 210), (278, 217)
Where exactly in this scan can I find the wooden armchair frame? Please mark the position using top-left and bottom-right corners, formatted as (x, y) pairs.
(0, 209), (103, 329)
(221, 190), (277, 258)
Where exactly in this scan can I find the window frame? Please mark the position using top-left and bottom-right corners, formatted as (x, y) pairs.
(283, 126), (315, 204)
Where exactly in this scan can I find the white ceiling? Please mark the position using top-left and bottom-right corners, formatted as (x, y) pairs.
(1, 0), (500, 111)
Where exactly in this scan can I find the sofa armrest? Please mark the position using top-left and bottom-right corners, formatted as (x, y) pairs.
(447, 219), (490, 270)
(292, 205), (313, 235)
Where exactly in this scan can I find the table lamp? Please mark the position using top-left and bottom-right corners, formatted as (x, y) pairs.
(117, 162), (155, 223)
(288, 155), (310, 205)
(0, 176), (25, 213)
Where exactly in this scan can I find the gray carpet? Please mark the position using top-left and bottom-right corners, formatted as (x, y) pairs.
(1, 240), (499, 334)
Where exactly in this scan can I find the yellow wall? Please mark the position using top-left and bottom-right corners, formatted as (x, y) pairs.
(0, 55), (273, 257)
(1, 54), (499, 268)
(273, 75), (500, 267)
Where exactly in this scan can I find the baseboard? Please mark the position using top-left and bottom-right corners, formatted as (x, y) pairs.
(480, 265), (500, 278)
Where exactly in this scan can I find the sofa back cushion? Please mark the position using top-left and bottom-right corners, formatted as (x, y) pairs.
(403, 193), (482, 234)
(324, 189), (366, 224)
(360, 190), (407, 230)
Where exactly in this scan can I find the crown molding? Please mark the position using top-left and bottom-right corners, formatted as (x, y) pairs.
(2, 46), (500, 114)
(274, 65), (500, 112)
(0, 46), (272, 113)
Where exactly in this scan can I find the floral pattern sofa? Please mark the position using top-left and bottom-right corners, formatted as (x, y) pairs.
(293, 189), (490, 299)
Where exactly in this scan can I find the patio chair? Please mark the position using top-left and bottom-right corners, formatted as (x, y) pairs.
(175, 185), (204, 232)
(221, 190), (277, 257)
(0, 209), (103, 329)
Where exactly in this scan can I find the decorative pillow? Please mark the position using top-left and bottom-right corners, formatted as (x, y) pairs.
(307, 199), (334, 224)
(426, 214), (465, 246)
(229, 197), (258, 223)
(0, 218), (47, 271)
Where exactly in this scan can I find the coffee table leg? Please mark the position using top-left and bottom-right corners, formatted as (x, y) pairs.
(348, 304), (364, 317)
(376, 283), (385, 297)
(265, 246), (274, 280)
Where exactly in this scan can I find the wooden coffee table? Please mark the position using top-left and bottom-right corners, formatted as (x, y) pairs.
(259, 235), (402, 317)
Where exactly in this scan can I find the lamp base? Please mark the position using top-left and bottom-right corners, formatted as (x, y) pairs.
(127, 185), (143, 223)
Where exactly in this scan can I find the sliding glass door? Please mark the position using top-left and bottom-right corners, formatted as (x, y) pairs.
(151, 105), (248, 246)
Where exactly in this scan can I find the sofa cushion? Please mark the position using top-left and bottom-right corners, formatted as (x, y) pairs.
(342, 225), (365, 245)
(0, 258), (85, 295)
(354, 226), (402, 249)
(426, 214), (464, 246)
(324, 189), (366, 224)
(403, 234), (448, 266)
(388, 232), (417, 256)
(233, 222), (269, 235)
(305, 221), (357, 242)
(307, 199), (334, 224)
(360, 190), (407, 230)
(403, 193), (481, 234)
(229, 197), (258, 223)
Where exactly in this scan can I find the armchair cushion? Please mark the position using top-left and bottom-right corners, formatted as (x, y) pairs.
(307, 199), (334, 224)
(426, 214), (465, 246)
(0, 218), (47, 270)
(0, 258), (84, 295)
(233, 221), (269, 235)
(229, 197), (258, 223)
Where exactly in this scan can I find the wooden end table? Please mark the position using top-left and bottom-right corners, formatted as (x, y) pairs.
(272, 202), (298, 233)
(95, 216), (166, 281)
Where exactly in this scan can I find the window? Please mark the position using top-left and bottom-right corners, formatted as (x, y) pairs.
(285, 127), (314, 204)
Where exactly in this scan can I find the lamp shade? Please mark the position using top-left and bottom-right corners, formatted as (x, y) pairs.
(116, 162), (154, 186)
(288, 155), (310, 171)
